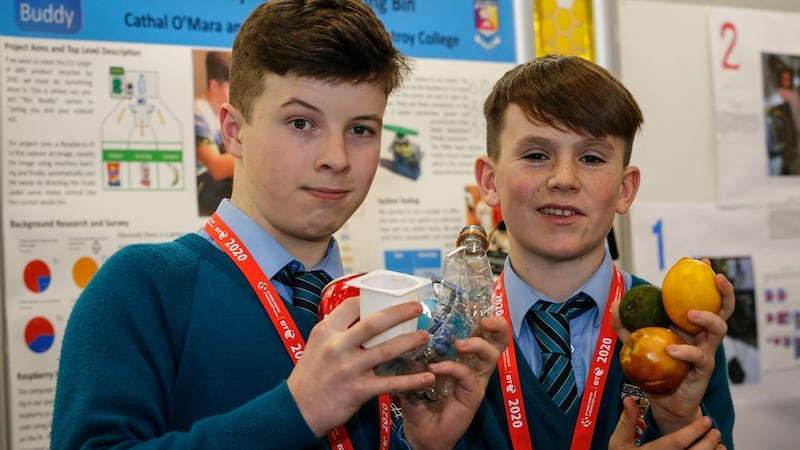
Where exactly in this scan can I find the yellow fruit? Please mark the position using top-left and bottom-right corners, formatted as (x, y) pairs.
(661, 257), (722, 334)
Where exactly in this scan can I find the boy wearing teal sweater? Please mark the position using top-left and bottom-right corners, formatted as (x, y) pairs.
(470, 55), (736, 449)
(50, 1), (509, 448)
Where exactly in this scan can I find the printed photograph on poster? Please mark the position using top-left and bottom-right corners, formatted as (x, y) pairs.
(380, 124), (424, 181)
(762, 53), (800, 176)
(192, 49), (233, 216)
(464, 185), (507, 274)
(703, 256), (760, 384)
(707, 7), (800, 206)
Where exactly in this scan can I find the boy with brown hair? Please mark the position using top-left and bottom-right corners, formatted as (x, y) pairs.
(51, 1), (508, 449)
(468, 54), (735, 449)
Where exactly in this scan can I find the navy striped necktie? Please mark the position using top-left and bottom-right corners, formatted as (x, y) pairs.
(273, 265), (333, 319)
(527, 293), (594, 411)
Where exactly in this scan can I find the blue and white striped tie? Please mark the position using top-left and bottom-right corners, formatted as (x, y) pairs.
(528, 293), (594, 411)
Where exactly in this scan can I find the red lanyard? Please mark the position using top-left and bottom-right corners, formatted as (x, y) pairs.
(205, 213), (391, 450)
(494, 265), (624, 450)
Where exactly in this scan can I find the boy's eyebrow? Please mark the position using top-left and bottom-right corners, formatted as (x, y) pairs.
(515, 135), (615, 152)
(518, 135), (556, 147)
(355, 114), (384, 125)
(280, 97), (384, 124)
(281, 97), (321, 113)
(577, 136), (616, 151)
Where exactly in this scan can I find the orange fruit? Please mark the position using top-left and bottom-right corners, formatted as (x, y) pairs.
(620, 326), (690, 394)
(661, 257), (722, 334)
(619, 285), (672, 331)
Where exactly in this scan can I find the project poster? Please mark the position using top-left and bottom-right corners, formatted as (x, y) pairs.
(1, 1), (520, 448)
(707, 7), (800, 207)
(628, 202), (800, 385)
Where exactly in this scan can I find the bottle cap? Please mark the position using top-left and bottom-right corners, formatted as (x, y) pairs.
(456, 225), (489, 250)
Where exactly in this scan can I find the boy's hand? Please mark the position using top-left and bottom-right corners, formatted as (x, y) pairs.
(401, 315), (510, 450)
(610, 397), (725, 450)
(611, 260), (735, 434)
(287, 297), (435, 437)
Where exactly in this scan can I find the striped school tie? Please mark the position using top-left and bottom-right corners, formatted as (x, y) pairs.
(527, 293), (594, 411)
(274, 266), (333, 319)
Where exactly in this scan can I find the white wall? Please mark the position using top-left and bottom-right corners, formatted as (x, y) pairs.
(614, 1), (800, 448)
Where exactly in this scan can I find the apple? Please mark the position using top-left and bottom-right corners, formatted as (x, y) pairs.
(619, 326), (690, 394)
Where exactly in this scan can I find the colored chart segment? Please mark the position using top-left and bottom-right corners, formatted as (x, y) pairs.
(73, 257), (99, 289)
(25, 317), (55, 354)
(23, 259), (51, 293)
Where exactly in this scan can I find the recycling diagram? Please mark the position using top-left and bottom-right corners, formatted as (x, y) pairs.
(101, 66), (183, 190)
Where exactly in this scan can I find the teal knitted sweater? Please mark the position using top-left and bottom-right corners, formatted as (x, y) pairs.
(51, 234), (388, 449)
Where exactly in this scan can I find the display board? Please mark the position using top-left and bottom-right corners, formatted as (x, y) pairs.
(616, 1), (800, 448)
(0, 1), (529, 448)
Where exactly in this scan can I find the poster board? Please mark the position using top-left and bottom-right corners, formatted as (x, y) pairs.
(615, 1), (800, 448)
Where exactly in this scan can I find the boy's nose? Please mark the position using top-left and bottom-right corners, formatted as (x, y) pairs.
(546, 161), (580, 190)
(317, 133), (349, 171)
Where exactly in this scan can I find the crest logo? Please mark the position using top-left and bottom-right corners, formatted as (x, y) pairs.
(473, 0), (501, 50)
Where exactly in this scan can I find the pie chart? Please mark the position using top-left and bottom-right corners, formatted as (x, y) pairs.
(23, 259), (51, 293)
(25, 317), (55, 353)
(73, 256), (99, 289)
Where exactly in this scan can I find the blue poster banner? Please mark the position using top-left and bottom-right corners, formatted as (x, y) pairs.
(1, 0), (516, 62)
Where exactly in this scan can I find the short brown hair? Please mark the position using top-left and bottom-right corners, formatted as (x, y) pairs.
(205, 51), (231, 85)
(230, 0), (410, 122)
(484, 55), (643, 165)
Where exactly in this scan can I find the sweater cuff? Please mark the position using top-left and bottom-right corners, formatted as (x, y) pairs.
(642, 402), (717, 443)
(224, 379), (318, 448)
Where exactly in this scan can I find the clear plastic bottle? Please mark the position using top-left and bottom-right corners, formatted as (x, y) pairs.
(404, 224), (496, 403)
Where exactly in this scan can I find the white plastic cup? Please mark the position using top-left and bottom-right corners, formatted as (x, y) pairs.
(346, 269), (431, 348)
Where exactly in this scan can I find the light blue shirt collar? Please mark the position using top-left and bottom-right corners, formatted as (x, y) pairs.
(505, 251), (621, 339)
(197, 199), (344, 298)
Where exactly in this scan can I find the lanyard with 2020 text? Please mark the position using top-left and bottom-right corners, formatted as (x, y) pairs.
(493, 264), (624, 450)
(205, 213), (392, 450)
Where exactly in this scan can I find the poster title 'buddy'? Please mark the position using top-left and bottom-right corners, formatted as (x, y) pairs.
(18, 2), (77, 30)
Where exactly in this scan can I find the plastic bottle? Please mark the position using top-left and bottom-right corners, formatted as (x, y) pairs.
(391, 224), (495, 404)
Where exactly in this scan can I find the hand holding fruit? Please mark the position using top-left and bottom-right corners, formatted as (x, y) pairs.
(618, 258), (722, 336)
(616, 258), (729, 394)
(612, 257), (735, 435)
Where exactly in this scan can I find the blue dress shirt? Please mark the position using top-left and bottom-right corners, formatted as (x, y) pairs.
(504, 250), (632, 394)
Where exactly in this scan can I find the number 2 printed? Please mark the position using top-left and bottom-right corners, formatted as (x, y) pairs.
(720, 21), (740, 70)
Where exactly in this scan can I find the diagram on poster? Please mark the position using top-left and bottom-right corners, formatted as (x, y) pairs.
(101, 67), (183, 191)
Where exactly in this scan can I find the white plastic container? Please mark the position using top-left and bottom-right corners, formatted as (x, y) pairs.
(346, 269), (431, 347)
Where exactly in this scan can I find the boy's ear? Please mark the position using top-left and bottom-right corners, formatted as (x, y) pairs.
(474, 155), (500, 207)
(616, 165), (641, 214)
(219, 104), (243, 157)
